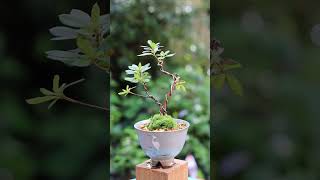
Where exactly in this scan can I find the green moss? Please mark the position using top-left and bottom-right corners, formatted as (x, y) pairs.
(147, 114), (177, 130)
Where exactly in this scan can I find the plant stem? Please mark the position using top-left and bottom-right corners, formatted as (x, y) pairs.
(142, 83), (166, 115)
(129, 92), (148, 98)
(152, 54), (180, 115)
(62, 96), (109, 111)
(92, 29), (109, 73)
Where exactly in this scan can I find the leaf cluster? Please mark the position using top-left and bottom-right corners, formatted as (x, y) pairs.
(211, 39), (243, 96)
(138, 40), (175, 59)
(46, 3), (109, 70)
(26, 75), (84, 109)
(124, 63), (151, 83)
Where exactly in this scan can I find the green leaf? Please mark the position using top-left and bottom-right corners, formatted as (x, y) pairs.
(226, 73), (243, 96)
(58, 10), (90, 28)
(53, 75), (60, 92)
(212, 74), (226, 91)
(147, 40), (154, 47)
(166, 53), (175, 57)
(118, 91), (127, 96)
(91, 3), (100, 28)
(40, 88), (55, 95)
(141, 63), (151, 72)
(124, 77), (138, 83)
(49, 26), (78, 40)
(46, 50), (90, 67)
(26, 96), (57, 104)
(141, 72), (151, 83)
(125, 70), (134, 74)
(58, 83), (66, 91)
(77, 37), (96, 58)
(125, 63), (151, 84)
(222, 59), (242, 71)
(48, 99), (58, 109)
(147, 40), (159, 52)
(118, 85), (134, 96)
(176, 80), (186, 92)
(95, 59), (109, 71)
(137, 53), (152, 56)
(69, 56), (91, 67)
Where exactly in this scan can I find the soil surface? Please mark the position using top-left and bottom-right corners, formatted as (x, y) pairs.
(140, 122), (187, 132)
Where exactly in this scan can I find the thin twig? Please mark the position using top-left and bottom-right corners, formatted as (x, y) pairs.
(64, 78), (85, 89)
(142, 83), (166, 114)
(152, 53), (180, 115)
(62, 96), (109, 111)
(129, 92), (148, 98)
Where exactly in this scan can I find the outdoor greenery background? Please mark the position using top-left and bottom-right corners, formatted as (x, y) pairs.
(110, 0), (210, 179)
(0, 0), (109, 180)
(212, 0), (320, 179)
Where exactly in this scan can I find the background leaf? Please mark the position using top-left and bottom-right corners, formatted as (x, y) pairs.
(76, 37), (96, 58)
(49, 26), (78, 40)
(46, 50), (90, 67)
(53, 75), (60, 92)
(212, 73), (226, 91)
(48, 99), (59, 109)
(226, 73), (243, 96)
(91, 3), (100, 28)
(26, 96), (56, 104)
(58, 11), (90, 28)
(40, 88), (54, 95)
(222, 58), (242, 71)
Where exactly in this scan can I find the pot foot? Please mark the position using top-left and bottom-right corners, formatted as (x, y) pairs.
(150, 159), (160, 167)
(149, 158), (175, 168)
(159, 158), (175, 167)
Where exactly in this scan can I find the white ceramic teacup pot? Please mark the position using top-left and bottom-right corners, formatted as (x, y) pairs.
(134, 119), (190, 167)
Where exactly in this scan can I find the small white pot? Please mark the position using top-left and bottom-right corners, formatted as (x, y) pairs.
(134, 119), (189, 167)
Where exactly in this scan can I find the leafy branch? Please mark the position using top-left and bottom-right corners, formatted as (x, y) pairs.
(27, 3), (110, 112)
(46, 3), (110, 72)
(118, 40), (186, 115)
(210, 39), (243, 96)
(26, 75), (108, 111)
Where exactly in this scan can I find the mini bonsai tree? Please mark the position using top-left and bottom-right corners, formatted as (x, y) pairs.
(118, 40), (186, 131)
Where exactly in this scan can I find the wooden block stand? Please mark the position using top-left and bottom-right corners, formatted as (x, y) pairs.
(136, 159), (188, 180)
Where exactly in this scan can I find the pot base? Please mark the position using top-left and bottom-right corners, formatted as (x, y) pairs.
(136, 159), (188, 180)
(150, 158), (175, 167)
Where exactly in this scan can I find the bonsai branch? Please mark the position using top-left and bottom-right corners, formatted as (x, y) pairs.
(62, 96), (108, 111)
(142, 83), (166, 115)
(152, 54), (180, 115)
(129, 91), (148, 98)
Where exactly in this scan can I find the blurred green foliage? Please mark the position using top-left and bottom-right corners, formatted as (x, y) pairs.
(110, 0), (209, 179)
(212, 0), (320, 179)
(0, 0), (108, 180)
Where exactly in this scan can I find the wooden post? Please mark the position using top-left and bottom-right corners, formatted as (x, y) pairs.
(136, 159), (188, 180)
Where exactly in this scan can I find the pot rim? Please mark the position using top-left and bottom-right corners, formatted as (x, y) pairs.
(134, 119), (190, 133)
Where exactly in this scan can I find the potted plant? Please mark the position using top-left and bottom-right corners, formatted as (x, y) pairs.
(118, 40), (189, 167)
